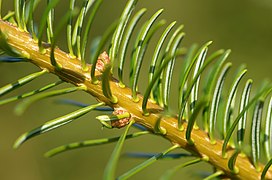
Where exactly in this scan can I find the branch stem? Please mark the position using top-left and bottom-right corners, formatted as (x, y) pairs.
(0, 19), (270, 180)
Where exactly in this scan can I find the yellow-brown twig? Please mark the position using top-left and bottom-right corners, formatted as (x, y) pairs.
(1, 19), (271, 180)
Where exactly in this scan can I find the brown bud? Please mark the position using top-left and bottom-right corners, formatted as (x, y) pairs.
(111, 108), (131, 128)
(96, 51), (110, 72)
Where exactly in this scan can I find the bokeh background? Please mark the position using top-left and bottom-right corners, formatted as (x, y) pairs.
(1, 0), (272, 179)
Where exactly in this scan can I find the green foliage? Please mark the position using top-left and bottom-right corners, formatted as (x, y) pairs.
(0, 0), (272, 179)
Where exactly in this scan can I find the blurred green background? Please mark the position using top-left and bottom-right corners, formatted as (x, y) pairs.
(0, 0), (272, 179)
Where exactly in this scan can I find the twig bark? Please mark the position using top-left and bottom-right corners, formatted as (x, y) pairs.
(0, 19), (271, 180)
